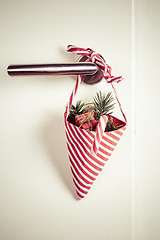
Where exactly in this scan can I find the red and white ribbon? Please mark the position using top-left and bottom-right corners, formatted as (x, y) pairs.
(66, 45), (127, 157)
(91, 115), (108, 156)
(66, 45), (127, 124)
(67, 45), (123, 83)
(65, 75), (81, 118)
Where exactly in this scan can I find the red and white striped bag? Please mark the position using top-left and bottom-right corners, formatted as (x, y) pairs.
(64, 46), (127, 199)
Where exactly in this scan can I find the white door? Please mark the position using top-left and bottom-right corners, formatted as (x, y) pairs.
(0, 0), (159, 240)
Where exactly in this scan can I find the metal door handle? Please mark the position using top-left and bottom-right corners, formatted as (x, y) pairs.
(7, 55), (104, 84)
(7, 62), (98, 76)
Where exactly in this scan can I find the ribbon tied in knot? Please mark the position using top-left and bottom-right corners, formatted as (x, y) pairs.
(67, 45), (123, 83)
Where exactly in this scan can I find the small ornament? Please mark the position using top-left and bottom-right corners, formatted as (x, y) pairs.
(106, 117), (123, 132)
(75, 111), (97, 130)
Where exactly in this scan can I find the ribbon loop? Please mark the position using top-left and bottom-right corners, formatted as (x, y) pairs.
(67, 45), (123, 83)
(66, 45), (127, 125)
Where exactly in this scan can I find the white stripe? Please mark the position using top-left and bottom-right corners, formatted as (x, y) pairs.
(66, 123), (114, 155)
(103, 133), (119, 144)
(67, 77), (81, 118)
(66, 128), (99, 178)
(101, 137), (116, 149)
(70, 124), (106, 167)
(102, 116), (107, 129)
(68, 133), (99, 182)
(68, 149), (94, 184)
(97, 148), (110, 159)
(90, 146), (96, 157)
(112, 130), (124, 138)
(70, 178), (87, 197)
(96, 125), (101, 148)
(99, 143), (113, 154)
(80, 129), (95, 144)
(75, 127), (108, 164)
(106, 132), (120, 142)
(73, 185), (86, 198)
(95, 60), (105, 67)
(66, 126), (101, 176)
(114, 127), (125, 135)
(92, 115), (108, 155)
(70, 162), (92, 187)
(75, 50), (89, 55)
(70, 169), (90, 192)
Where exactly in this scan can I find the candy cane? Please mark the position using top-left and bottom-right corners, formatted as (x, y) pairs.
(91, 115), (108, 156)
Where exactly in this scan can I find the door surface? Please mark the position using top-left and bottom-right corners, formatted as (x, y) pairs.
(0, 0), (159, 240)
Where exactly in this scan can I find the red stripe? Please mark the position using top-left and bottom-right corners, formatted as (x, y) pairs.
(67, 47), (90, 57)
(113, 129), (123, 136)
(86, 130), (95, 140)
(70, 124), (106, 167)
(111, 83), (127, 124)
(69, 92), (73, 111)
(73, 179), (88, 195)
(67, 46), (87, 52)
(76, 190), (85, 199)
(67, 136), (97, 179)
(98, 147), (111, 157)
(66, 122), (115, 157)
(79, 128), (94, 144)
(100, 141), (114, 151)
(92, 140), (98, 155)
(69, 124), (107, 162)
(77, 127), (108, 163)
(107, 132), (120, 141)
(66, 127), (100, 175)
(103, 135), (117, 146)
(69, 156), (92, 185)
(97, 152), (109, 160)
(66, 126), (101, 173)
(67, 46), (87, 53)
(67, 78), (80, 119)
(70, 167), (90, 190)
(75, 77), (79, 93)
(72, 126), (94, 149)
(108, 76), (122, 82)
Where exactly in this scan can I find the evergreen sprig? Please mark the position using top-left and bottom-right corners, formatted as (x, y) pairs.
(68, 100), (86, 123)
(93, 91), (115, 120)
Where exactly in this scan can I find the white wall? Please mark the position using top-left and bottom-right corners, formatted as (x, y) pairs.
(0, 0), (159, 240)
(134, 0), (160, 239)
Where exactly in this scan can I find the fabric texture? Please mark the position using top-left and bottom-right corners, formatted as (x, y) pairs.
(64, 45), (127, 199)
(64, 78), (126, 199)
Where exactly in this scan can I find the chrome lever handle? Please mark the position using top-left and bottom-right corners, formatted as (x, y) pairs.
(7, 62), (98, 76)
(7, 55), (104, 84)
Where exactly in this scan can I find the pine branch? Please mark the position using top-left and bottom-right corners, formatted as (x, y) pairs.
(93, 91), (115, 120)
(68, 100), (86, 123)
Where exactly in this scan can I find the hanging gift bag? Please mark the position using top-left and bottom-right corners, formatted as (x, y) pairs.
(64, 45), (127, 199)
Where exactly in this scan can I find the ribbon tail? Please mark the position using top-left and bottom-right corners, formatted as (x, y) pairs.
(67, 45), (90, 57)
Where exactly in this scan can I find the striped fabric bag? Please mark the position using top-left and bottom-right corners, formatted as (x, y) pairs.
(64, 46), (127, 199)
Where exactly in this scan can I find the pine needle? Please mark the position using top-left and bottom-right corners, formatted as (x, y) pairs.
(93, 91), (115, 120)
